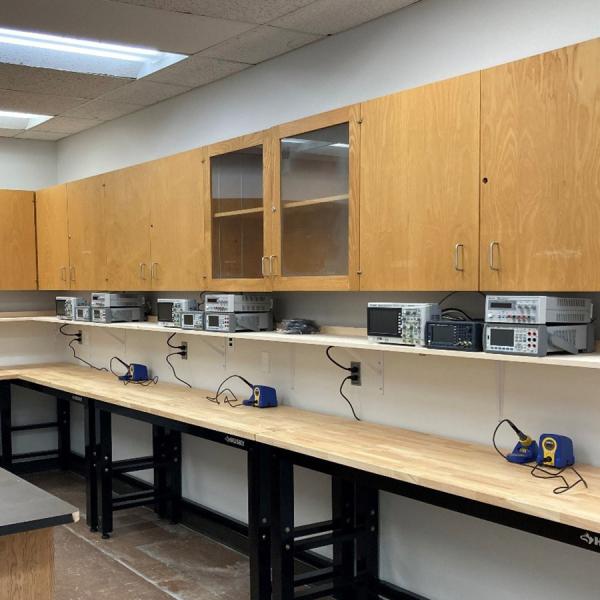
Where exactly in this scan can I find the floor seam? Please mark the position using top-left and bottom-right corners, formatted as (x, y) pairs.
(62, 523), (186, 600)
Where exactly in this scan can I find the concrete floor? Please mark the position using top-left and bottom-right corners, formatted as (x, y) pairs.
(25, 471), (250, 600)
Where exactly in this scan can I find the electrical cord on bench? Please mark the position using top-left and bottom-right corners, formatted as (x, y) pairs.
(325, 346), (360, 421)
(206, 374), (252, 407)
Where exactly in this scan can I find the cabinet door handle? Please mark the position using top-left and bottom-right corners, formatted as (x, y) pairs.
(69, 266), (76, 282)
(60, 266), (67, 282)
(151, 262), (158, 280)
(268, 255), (276, 276)
(261, 256), (268, 277)
(454, 243), (465, 272)
(488, 241), (500, 271)
(139, 263), (147, 280)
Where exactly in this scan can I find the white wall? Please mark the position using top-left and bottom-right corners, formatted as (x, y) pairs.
(56, 0), (600, 181)
(0, 138), (56, 190)
(2, 0), (600, 598)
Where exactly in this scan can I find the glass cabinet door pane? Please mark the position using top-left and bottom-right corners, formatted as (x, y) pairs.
(211, 146), (263, 279)
(280, 123), (349, 277)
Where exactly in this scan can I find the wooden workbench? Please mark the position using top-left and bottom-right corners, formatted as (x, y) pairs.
(1, 362), (600, 599)
(1, 362), (599, 534)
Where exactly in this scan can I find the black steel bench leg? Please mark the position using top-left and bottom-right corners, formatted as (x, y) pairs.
(84, 398), (99, 532)
(0, 382), (12, 471)
(57, 398), (71, 471)
(271, 450), (295, 600)
(355, 486), (379, 599)
(167, 430), (182, 524)
(248, 443), (272, 600)
(332, 477), (357, 600)
(98, 408), (113, 539)
(153, 425), (168, 518)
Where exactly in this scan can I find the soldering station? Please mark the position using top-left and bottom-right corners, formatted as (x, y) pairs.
(493, 418), (585, 494)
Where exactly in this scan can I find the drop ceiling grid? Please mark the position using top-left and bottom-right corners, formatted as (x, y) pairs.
(0, 0), (421, 140)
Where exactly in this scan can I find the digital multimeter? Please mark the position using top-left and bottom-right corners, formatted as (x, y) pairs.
(537, 434), (574, 468)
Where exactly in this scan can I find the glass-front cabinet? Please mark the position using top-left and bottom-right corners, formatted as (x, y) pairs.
(205, 132), (272, 290)
(271, 106), (360, 290)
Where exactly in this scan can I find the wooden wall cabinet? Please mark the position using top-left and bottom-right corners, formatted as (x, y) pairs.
(359, 72), (481, 291)
(480, 38), (600, 291)
(105, 152), (204, 291)
(148, 149), (205, 291)
(66, 176), (107, 291)
(204, 132), (272, 291)
(36, 185), (70, 290)
(0, 190), (37, 290)
(104, 165), (152, 291)
(270, 107), (360, 291)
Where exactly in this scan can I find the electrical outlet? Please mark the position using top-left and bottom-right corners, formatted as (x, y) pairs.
(180, 341), (188, 360)
(350, 361), (361, 386)
(76, 330), (83, 345)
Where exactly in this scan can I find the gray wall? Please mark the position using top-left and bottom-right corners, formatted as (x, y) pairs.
(0, 138), (56, 190)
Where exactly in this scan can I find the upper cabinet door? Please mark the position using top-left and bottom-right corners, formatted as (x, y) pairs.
(36, 185), (70, 290)
(359, 73), (481, 291)
(480, 39), (600, 291)
(205, 132), (272, 291)
(104, 165), (152, 291)
(0, 190), (37, 290)
(67, 176), (107, 291)
(149, 149), (204, 291)
(271, 107), (360, 291)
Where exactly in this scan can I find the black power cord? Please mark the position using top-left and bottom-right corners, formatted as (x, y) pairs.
(59, 325), (108, 372)
(165, 333), (191, 388)
(492, 419), (587, 495)
(206, 374), (253, 408)
(325, 346), (360, 421)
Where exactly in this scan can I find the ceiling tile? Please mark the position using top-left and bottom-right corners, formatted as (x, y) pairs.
(0, 128), (22, 138)
(269, 0), (421, 35)
(15, 130), (69, 141)
(29, 116), (99, 134)
(109, 0), (316, 24)
(202, 25), (322, 65)
(99, 80), (191, 105)
(0, 0), (255, 55)
(63, 99), (143, 120)
(0, 89), (85, 115)
(0, 64), (132, 100)
(147, 54), (249, 87)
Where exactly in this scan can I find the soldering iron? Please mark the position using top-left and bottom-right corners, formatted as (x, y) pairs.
(504, 419), (539, 464)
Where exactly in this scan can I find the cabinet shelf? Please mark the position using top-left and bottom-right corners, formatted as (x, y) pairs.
(282, 194), (349, 209)
(213, 206), (263, 218)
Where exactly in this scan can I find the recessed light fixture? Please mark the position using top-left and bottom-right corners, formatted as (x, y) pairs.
(0, 27), (186, 78)
(0, 110), (52, 131)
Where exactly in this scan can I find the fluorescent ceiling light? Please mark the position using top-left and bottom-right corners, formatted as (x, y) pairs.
(0, 110), (52, 130)
(0, 27), (186, 78)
